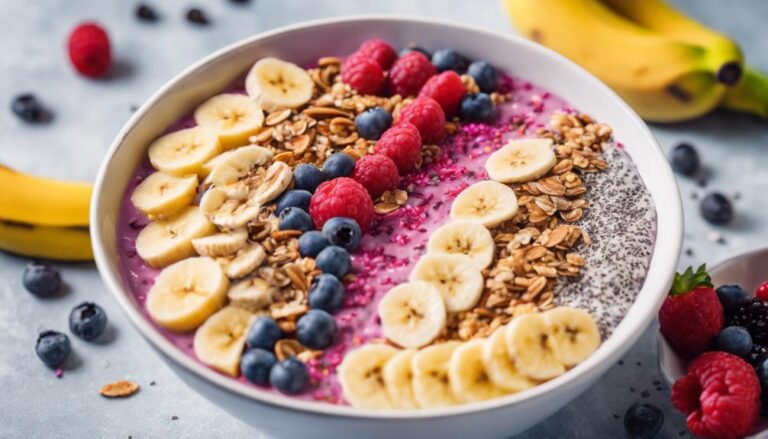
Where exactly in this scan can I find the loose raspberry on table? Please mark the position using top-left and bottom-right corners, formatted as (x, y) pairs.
(310, 178), (374, 232)
(352, 154), (399, 198)
(341, 54), (384, 96)
(387, 51), (436, 97)
(374, 123), (422, 174)
(396, 97), (446, 144)
(67, 22), (112, 78)
(672, 351), (760, 439)
(355, 39), (397, 70)
(419, 71), (466, 117)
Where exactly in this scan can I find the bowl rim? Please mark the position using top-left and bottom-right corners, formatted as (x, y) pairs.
(91, 14), (683, 419)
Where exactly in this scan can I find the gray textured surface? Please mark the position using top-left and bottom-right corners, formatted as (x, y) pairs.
(1, 1), (767, 438)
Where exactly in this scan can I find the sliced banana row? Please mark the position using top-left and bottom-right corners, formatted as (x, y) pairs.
(340, 306), (600, 409)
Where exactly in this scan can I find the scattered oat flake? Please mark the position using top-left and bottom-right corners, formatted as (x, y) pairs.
(99, 380), (140, 398)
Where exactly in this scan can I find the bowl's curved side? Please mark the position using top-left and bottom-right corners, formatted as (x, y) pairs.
(91, 15), (682, 424)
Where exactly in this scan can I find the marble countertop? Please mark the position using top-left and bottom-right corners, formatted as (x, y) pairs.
(2, 0), (767, 437)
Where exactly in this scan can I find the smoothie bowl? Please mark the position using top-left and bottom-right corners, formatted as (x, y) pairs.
(91, 16), (682, 439)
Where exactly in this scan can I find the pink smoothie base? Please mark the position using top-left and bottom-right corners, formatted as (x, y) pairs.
(117, 75), (612, 404)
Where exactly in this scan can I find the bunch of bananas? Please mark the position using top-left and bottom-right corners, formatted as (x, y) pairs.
(502, 0), (768, 122)
(0, 165), (93, 261)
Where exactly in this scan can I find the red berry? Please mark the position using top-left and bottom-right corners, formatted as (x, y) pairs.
(387, 52), (436, 97)
(756, 281), (768, 301)
(355, 39), (397, 70)
(310, 177), (374, 232)
(671, 351), (760, 439)
(659, 265), (724, 358)
(341, 55), (384, 96)
(67, 22), (112, 78)
(397, 97), (446, 144)
(374, 123), (422, 174)
(352, 154), (400, 198)
(419, 71), (466, 117)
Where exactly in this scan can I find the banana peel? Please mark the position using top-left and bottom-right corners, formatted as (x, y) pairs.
(721, 67), (768, 118)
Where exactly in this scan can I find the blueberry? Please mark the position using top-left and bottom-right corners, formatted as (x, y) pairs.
(11, 94), (49, 123)
(431, 49), (466, 72)
(354, 107), (392, 140)
(278, 207), (314, 232)
(322, 153), (356, 179)
(757, 357), (768, 390)
(69, 302), (107, 341)
(700, 192), (733, 225)
(296, 309), (337, 350)
(269, 357), (310, 395)
(715, 326), (753, 356)
(716, 284), (750, 315)
(36, 330), (71, 367)
(460, 93), (496, 123)
(22, 262), (62, 297)
(322, 217), (361, 252)
(293, 164), (327, 193)
(298, 231), (330, 258)
(135, 3), (159, 21)
(670, 142), (699, 176)
(246, 316), (283, 350)
(308, 274), (345, 313)
(467, 61), (498, 93)
(275, 190), (312, 216)
(624, 401), (664, 439)
(399, 45), (430, 58)
(315, 245), (351, 279)
(241, 348), (277, 385)
(185, 7), (209, 25)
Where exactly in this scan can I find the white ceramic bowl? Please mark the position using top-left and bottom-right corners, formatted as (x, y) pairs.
(91, 16), (683, 439)
(658, 246), (768, 439)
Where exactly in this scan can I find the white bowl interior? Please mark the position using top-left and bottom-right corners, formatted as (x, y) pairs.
(92, 16), (682, 420)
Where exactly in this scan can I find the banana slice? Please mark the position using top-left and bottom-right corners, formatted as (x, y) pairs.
(409, 254), (484, 312)
(193, 305), (255, 377)
(485, 138), (557, 184)
(245, 58), (314, 112)
(207, 145), (273, 187)
(194, 94), (265, 150)
(505, 313), (565, 381)
(426, 220), (495, 269)
(199, 187), (261, 229)
(338, 344), (400, 409)
(449, 339), (508, 403)
(136, 206), (216, 268)
(382, 349), (418, 409)
(543, 307), (601, 367)
(227, 276), (275, 312)
(217, 242), (266, 279)
(192, 228), (248, 257)
(450, 180), (518, 227)
(148, 126), (221, 176)
(146, 256), (229, 332)
(130, 172), (199, 219)
(250, 161), (293, 205)
(482, 328), (534, 392)
(378, 281), (446, 349)
(411, 342), (461, 408)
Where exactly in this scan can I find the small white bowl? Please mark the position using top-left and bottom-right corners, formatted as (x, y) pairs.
(658, 246), (768, 439)
(91, 16), (683, 439)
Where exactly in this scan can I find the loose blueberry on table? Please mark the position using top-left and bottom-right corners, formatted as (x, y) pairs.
(118, 37), (656, 408)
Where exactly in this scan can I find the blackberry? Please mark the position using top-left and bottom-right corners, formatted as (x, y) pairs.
(728, 298), (768, 345)
(747, 344), (768, 369)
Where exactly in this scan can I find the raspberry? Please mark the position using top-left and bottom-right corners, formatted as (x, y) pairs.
(397, 97), (446, 144)
(309, 177), (374, 232)
(659, 265), (724, 358)
(672, 352), (760, 439)
(352, 154), (399, 198)
(387, 51), (436, 97)
(67, 22), (112, 78)
(341, 55), (384, 96)
(418, 71), (466, 117)
(374, 123), (422, 174)
(355, 39), (397, 70)
(756, 281), (768, 301)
